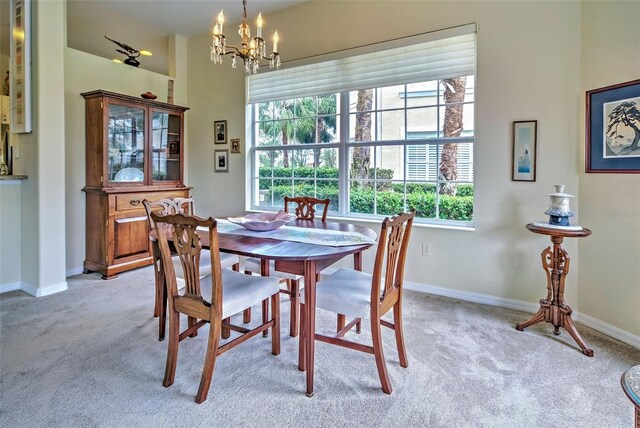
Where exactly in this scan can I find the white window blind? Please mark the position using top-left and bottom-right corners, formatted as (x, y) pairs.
(247, 23), (476, 103)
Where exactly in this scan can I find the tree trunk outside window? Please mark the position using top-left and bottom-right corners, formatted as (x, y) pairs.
(351, 89), (373, 187)
(440, 77), (466, 196)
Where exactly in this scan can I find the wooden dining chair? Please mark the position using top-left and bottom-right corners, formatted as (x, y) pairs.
(143, 197), (241, 341)
(243, 196), (330, 337)
(298, 209), (415, 394)
(152, 212), (281, 404)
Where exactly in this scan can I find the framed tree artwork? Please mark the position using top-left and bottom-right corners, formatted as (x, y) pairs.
(586, 79), (640, 173)
(512, 120), (537, 181)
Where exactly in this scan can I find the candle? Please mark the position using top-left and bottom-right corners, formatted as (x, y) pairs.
(273, 30), (279, 52)
(217, 10), (225, 34)
(257, 13), (263, 38)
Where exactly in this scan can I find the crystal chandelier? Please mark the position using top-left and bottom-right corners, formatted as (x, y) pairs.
(210, 0), (281, 74)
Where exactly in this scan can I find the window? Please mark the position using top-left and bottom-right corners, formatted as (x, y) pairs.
(247, 24), (476, 225)
(253, 95), (341, 211)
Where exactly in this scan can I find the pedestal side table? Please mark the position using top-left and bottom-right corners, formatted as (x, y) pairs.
(621, 365), (640, 428)
(516, 223), (593, 356)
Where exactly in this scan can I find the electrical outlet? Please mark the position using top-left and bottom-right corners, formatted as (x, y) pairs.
(422, 243), (431, 256)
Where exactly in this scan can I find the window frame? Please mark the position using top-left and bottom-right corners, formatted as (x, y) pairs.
(248, 78), (475, 227)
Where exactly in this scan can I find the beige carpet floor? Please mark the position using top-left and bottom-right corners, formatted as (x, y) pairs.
(1, 265), (638, 427)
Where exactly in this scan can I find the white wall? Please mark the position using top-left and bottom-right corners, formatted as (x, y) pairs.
(186, 33), (246, 217)
(578, 1), (640, 337)
(6, 0), (68, 296)
(64, 40), (188, 274)
(0, 181), (21, 289)
(187, 0), (582, 307)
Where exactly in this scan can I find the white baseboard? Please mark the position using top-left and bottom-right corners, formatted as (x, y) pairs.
(0, 281), (22, 294)
(66, 267), (84, 277)
(321, 268), (540, 314)
(404, 280), (540, 314)
(21, 281), (68, 297)
(403, 280), (639, 350)
(574, 312), (640, 350)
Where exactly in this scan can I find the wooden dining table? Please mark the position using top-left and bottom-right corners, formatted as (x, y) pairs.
(153, 218), (377, 397)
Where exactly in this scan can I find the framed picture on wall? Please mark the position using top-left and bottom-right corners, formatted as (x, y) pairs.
(230, 138), (241, 154)
(214, 120), (227, 144)
(214, 149), (229, 172)
(10, 0), (32, 133)
(586, 79), (640, 173)
(512, 120), (537, 181)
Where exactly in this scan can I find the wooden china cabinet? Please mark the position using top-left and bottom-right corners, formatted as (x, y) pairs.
(81, 90), (190, 279)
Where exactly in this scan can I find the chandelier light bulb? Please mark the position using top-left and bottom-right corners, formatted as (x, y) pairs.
(257, 13), (263, 38)
(217, 10), (225, 32)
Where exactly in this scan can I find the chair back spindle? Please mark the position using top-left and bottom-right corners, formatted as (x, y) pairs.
(284, 196), (330, 222)
(144, 197), (195, 231)
(370, 210), (415, 316)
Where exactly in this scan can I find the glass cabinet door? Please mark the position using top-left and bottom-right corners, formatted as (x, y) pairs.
(152, 111), (181, 182)
(107, 104), (145, 183)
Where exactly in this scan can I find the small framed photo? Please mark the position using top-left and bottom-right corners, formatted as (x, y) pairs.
(168, 141), (179, 154)
(214, 120), (227, 144)
(230, 138), (241, 154)
(214, 149), (229, 172)
(512, 120), (537, 182)
(586, 79), (640, 173)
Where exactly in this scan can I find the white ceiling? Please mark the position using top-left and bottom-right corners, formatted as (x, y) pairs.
(1, 1), (307, 73)
(72, 0), (308, 39)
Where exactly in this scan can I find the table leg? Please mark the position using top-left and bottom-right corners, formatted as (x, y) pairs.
(515, 304), (547, 331)
(261, 259), (270, 338)
(353, 252), (363, 271)
(304, 259), (317, 397)
(635, 407), (639, 428)
(562, 311), (594, 357)
(152, 240), (168, 341)
(335, 253), (362, 332)
(354, 252), (362, 333)
(516, 237), (593, 356)
(336, 315), (346, 333)
(158, 260), (167, 341)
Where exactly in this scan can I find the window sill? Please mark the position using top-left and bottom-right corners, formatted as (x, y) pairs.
(245, 209), (475, 231)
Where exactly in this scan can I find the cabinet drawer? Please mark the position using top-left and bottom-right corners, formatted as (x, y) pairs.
(115, 190), (190, 212)
(116, 193), (147, 211)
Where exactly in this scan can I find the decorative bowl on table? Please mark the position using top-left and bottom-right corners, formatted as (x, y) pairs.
(227, 211), (296, 232)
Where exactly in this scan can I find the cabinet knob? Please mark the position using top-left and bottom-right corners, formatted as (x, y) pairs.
(129, 199), (141, 206)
